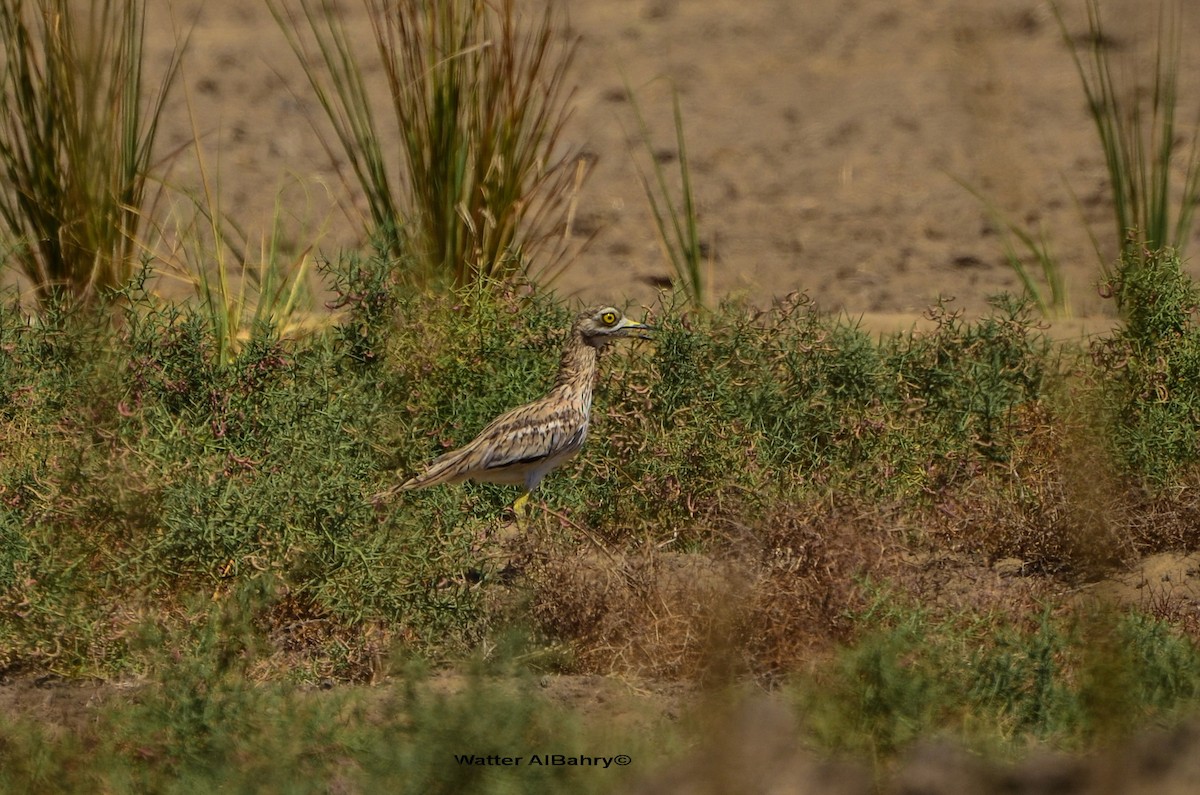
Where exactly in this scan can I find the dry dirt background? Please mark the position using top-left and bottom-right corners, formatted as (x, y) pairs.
(147, 0), (1200, 327)
(14, 1), (1200, 790)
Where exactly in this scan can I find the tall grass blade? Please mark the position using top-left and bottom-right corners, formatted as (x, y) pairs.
(954, 175), (1069, 317)
(626, 81), (706, 308)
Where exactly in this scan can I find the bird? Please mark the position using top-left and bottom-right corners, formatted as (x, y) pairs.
(396, 305), (655, 517)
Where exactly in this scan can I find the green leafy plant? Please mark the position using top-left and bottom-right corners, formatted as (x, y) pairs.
(7, 259), (1200, 781)
(585, 293), (1052, 537)
(1092, 246), (1200, 486)
(273, 0), (586, 289)
(0, 0), (183, 310)
(0, 633), (638, 794)
(798, 590), (1200, 765)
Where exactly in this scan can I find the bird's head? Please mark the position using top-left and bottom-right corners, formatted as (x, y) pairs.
(574, 306), (655, 348)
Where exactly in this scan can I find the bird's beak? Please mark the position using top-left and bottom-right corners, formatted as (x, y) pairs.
(619, 318), (656, 340)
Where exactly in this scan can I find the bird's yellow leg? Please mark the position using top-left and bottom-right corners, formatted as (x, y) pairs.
(512, 491), (531, 520)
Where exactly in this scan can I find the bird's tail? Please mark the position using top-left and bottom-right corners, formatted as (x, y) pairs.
(397, 449), (473, 491)
(370, 460), (460, 505)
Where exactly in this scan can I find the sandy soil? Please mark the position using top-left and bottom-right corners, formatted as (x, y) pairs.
(142, 0), (1200, 326)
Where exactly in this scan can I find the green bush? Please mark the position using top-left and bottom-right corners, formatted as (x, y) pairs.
(0, 252), (1198, 705)
(0, 271), (1152, 670)
(1093, 247), (1200, 486)
(575, 293), (1053, 538)
(796, 591), (1200, 761)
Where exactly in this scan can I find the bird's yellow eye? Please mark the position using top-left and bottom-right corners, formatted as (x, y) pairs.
(601, 311), (618, 326)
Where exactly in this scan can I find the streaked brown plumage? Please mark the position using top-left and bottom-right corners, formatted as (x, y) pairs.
(398, 306), (654, 514)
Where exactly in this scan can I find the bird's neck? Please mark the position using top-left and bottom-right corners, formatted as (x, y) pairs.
(551, 333), (599, 403)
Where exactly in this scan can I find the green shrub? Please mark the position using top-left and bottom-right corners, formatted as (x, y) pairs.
(1, 253), (1198, 710)
(112, 288), (481, 636)
(576, 293), (1054, 538)
(1093, 247), (1200, 485)
(796, 591), (1200, 762)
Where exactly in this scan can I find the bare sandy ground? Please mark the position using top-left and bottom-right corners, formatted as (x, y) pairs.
(145, 0), (1200, 325)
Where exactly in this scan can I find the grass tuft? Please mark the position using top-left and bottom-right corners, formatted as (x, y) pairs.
(273, 0), (586, 289)
(1054, 0), (1200, 281)
(0, 0), (183, 310)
